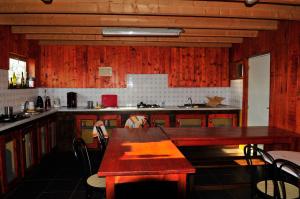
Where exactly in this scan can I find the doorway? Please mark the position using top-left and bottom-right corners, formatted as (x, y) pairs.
(247, 53), (270, 126)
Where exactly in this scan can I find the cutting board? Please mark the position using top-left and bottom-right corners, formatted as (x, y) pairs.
(101, 95), (118, 107)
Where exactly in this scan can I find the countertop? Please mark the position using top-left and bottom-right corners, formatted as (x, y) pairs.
(0, 105), (240, 132)
(0, 109), (58, 132)
(59, 105), (240, 112)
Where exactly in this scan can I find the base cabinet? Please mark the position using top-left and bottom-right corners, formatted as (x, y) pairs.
(0, 115), (56, 195)
(76, 114), (122, 149)
(0, 131), (21, 193)
(75, 115), (98, 149)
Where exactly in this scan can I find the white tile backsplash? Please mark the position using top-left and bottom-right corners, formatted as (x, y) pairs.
(39, 74), (237, 107)
(230, 79), (243, 108)
(0, 70), (242, 112)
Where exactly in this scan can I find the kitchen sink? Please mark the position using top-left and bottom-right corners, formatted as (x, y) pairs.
(177, 103), (207, 108)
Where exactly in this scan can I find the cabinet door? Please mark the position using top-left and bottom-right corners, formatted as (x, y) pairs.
(37, 122), (49, 161)
(21, 126), (36, 176)
(99, 114), (121, 135)
(176, 114), (206, 127)
(150, 114), (170, 127)
(0, 132), (21, 193)
(48, 118), (57, 151)
(208, 114), (238, 127)
(75, 115), (98, 149)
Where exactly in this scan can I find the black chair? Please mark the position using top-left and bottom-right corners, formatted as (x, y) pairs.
(72, 137), (105, 199)
(95, 126), (108, 152)
(273, 159), (300, 199)
(244, 144), (276, 198)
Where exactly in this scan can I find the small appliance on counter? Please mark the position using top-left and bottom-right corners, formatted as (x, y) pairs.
(36, 96), (44, 108)
(101, 94), (118, 107)
(67, 92), (77, 108)
(53, 98), (61, 108)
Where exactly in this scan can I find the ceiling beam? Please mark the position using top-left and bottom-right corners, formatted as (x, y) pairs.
(25, 34), (243, 43)
(0, 14), (278, 30)
(0, 1), (299, 20)
(38, 40), (232, 48)
(12, 26), (259, 37)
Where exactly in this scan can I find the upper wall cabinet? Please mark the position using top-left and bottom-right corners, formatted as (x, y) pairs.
(230, 61), (244, 80)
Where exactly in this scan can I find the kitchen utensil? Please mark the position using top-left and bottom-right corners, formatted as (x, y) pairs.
(45, 96), (51, 110)
(4, 106), (13, 117)
(87, 101), (94, 109)
(67, 92), (77, 108)
(36, 96), (44, 108)
(28, 102), (35, 110)
(101, 95), (118, 107)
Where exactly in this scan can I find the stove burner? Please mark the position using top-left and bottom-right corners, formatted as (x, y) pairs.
(137, 102), (160, 108)
(0, 114), (30, 123)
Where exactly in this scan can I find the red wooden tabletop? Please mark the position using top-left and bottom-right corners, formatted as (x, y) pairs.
(161, 126), (298, 146)
(98, 128), (195, 177)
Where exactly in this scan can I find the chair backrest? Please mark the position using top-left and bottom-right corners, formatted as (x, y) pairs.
(273, 159), (300, 199)
(244, 144), (276, 196)
(244, 144), (274, 166)
(95, 126), (108, 151)
(124, 115), (150, 128)
(72, 138), (93, 178)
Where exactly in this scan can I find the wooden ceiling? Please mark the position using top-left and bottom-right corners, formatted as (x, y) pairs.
(0, 0), (299, 47)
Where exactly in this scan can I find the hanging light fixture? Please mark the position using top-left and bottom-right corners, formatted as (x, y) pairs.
(41, 0), (53, 4)
(245, 0), (259, 6)
(102, 27), (183, 36)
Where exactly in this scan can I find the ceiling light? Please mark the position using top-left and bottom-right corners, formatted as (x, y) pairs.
(102, 27), (183, 36)
(41, 0), (53, 4)
(245, 0), (258, 6)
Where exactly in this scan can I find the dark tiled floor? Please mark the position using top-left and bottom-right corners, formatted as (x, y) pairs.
(3, 150), (252, 199)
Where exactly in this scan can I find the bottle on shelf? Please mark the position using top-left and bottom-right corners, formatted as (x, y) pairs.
(28, 76), (34, 88)
(21, 72), (25, 88)
(12, 72), (17, 88)
(8, 78), (13, 88)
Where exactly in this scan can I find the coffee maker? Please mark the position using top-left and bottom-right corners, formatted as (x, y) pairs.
(67, 92), (77, 108)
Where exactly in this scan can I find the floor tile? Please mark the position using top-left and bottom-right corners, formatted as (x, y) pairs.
(37, 191), (72, 199)
(44, 179), (80, 192)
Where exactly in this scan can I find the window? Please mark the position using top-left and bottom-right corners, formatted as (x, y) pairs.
(8, 57), (27, 88)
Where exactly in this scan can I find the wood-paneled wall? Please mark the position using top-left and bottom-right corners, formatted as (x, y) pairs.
(0, 26), (39, 70)
(230, 21), (300, 134)
(38, 46), (229, 88)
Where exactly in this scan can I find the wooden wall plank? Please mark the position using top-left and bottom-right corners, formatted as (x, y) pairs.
(39, 46), (229, 88)
(230, 20), (300, 135)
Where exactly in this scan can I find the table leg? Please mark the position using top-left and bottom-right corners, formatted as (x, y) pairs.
(106, 176), (115, 199)
(177, 173), (187, 199)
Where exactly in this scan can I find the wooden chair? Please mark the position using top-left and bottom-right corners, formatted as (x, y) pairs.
(72, 138), (105, 199)
(273, 159), (300, 199)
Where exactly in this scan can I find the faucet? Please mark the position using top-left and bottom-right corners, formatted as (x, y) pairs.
(187, 97), (193, 106)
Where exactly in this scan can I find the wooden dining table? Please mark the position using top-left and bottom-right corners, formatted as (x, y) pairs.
(97, 127), (195, 199)
(161, 126), (298, 150)
(98, 126), (299, 199)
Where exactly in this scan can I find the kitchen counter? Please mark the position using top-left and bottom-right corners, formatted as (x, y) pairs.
(0, 105), (240, 132)
(59, 105), (240, 112)
(0, 109), (58, 132)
